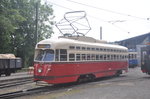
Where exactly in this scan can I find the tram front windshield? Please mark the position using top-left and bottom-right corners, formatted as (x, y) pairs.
(35, 49), (54, 61)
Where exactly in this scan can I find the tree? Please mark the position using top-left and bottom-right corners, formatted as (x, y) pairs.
(0, 0), (26, 53)
(0, 0), (54, 67)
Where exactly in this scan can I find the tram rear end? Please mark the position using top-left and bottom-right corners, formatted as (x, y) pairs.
(141, 46), (150, 75)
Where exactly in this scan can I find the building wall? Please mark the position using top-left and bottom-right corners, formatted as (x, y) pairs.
(116, 32), (150, 66)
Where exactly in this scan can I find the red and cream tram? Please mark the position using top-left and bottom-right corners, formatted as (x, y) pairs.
(34, 36), (128, 84)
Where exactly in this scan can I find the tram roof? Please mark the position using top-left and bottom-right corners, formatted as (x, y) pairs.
(36, 36), (127, 50)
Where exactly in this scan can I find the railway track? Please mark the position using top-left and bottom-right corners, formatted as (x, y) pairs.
(0, 76), (33, 83)
(0, 86), (48, 99)
(0, 77), (33, 89)
(0, 69), (148, 99)
(0, 76), (147, 99)
(0, 83), (75, 99)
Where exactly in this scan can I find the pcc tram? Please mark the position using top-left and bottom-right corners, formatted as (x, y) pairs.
(128, 51), (138, 68)
(141, 45), (150, 75)
(34, 36), (128, 84)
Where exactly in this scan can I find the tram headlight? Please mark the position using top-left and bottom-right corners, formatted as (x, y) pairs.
(38, 68), (42, 73)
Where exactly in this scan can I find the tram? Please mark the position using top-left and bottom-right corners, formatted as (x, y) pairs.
(33, 35), (128, 84)
(128, 51), (138, 68)
(141, 45), (150, 75)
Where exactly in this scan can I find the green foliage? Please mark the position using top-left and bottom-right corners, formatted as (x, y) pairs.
(0, 0), (54, 67)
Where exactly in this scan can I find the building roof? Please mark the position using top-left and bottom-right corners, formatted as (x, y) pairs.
(116, 32), (150, 49)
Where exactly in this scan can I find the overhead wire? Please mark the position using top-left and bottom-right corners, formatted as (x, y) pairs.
(47, 1), (142, 34)
(67, 0), (149, 21)
(48, 1), (73, 11)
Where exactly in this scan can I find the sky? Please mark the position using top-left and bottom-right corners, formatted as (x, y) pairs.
(46, 0), (150, 42)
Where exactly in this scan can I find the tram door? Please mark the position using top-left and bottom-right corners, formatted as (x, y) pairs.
(141, 46), (150, 74)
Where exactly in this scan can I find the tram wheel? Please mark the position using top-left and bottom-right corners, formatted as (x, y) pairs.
(88, 74), (96, 82)
(115, 70), (122, 77)
(77, 74), (95, 83)
(5, 72), (11, 76)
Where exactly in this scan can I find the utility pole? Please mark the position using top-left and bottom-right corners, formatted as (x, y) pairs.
(100, 26), (102, 40)
(35, 2), (39, 44)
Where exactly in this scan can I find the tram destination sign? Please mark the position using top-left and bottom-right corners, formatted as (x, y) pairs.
(37, 44), (51, 48)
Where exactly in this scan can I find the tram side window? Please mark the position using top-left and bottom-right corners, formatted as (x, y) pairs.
(134, 54), (137, 59)
(107, 55), (110, 60)
(132, 54), (134, 59)
(82, 47), (86, 50)
(125, 55), (127, 59)
(100, 55), (103, 60)
(114, 55), (116, 60)
(87, 47), (90, 50)
(60, 49), (67, 61)
(69, 46), (75, 49)
(104, 49), (106, 52)
(111, 55), (114, 60)
(116, 55), (119, 60)
(81, 54), (86, 60)
(43, 50), (54, 61)
(122, 55), (125, 59)
(69, 54), (75, 61)
(76, 46), (80, 50)
(96, 48), (99, 51)
(100, 48), (103, 51)
(76, 54), (81, 61)
(120, 55), (122, 60)
(104, 55), (107, 60)
(96, 55), (99, 60)
(87, 54), (90, 60)
(92, 48), (95, 51)
(91, 54), (95, 60)
(129, 54), (131, 59)
(55, 49), (59, 61)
